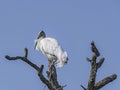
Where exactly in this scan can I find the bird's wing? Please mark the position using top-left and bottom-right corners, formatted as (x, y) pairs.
(40, 38), (61, 57)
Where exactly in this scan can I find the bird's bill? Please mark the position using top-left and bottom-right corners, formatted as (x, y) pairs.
(34, 40), (37, 50)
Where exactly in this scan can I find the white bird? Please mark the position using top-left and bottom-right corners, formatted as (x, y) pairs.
(34, 31), (68, 68)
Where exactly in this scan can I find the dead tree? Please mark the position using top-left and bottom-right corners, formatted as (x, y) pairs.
(81, 41), (117, 90)
(5, 41), (117, 90)
(5, 48), (63, 90)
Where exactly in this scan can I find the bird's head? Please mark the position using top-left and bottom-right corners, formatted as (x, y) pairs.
(34, 31), (46, 50)
(37, 31), (46, 39)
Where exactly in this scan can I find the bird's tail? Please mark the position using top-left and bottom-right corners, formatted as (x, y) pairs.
(56, 51), (68, 68)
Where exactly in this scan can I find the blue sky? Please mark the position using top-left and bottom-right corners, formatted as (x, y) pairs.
(0, 0), (119, 90)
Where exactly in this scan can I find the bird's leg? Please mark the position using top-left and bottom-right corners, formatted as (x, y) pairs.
(48, 59), (57, 81)
(48, 60), (54, 81)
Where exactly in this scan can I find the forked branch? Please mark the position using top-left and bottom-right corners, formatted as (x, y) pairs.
(5, 48), (62, 90)
(81, 41), (117, 90)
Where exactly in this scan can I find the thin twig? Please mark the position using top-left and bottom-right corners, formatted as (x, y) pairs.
(24, 48), (28, 58)
(96, 58), (104, 69)
(81, 85), (87, 90)
(91, 41), (100, 57)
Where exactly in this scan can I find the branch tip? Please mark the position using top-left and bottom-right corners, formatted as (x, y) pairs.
(86, 57), (91, 62)
(39, 65), (44, 73)
(5, 55), (9, 59)
(91, 40), (95, 45)
(95, 74), (117, 89)
(62, 85), (67, 88)
(80, 85), (87, 90)
(112, 74), (117, 79)
(24, 48), (28, 58)
(91, 41), (100, 57)
(97, 58), (105, 69)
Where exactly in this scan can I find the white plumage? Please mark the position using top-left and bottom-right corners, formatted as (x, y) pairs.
(34, 31), (68, 68)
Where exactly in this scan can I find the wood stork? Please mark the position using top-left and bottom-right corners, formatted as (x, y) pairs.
(34, 31), (68, 68)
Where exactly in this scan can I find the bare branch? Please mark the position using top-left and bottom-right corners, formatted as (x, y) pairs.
(5, 55), (40, 71)
(24, 48), (28, 58)
(81, 85), (87, 90)
(5, 49), (54, 90)
(46, 65), (63, 90)
(87, 55), (97, 90)
(91, 41), (100, 57)
(95, 74), (117, 90)
(96, 58), (104, 69)
(85, 41), (117, 90)
(86, 57), (91, 62)
(38, 65), (55, 90)
(5, 48), (62, 90)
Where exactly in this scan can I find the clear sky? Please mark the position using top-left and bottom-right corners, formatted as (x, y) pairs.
(0, 0), (119, 90)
